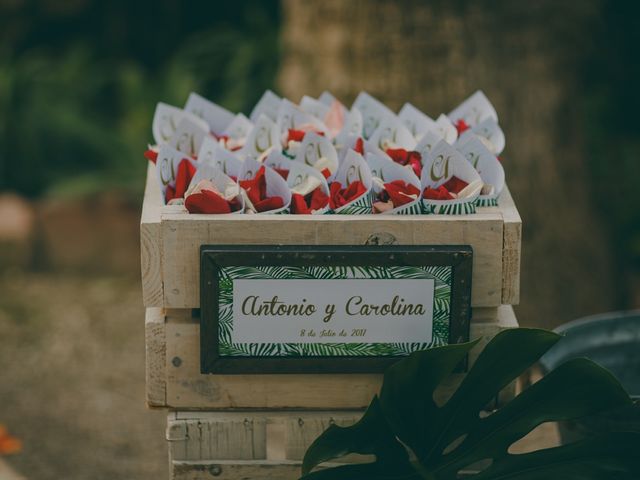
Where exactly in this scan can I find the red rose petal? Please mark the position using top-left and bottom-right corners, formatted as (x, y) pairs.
(330, 180), (367, 209)
(291, 193), (312, 214)
(454, 119), (470, 135)
(174, 159), (196, 199)
(239, 166), (267, 205)
(423, 185), (454, 200)
(185, 189), (232, 214)
(442, 175), (468, 194)
(385, 180), (420, 207)
(329, 182), (344, 209)
(287, 129), (306, 143)
(144, 149), (158, 164)
(354, 137), (364, 155)
(407, 151), (422, 177)
(165, 184), (176, 203)
(320, 168), (331, 179)
(309, 186), (329, 210)
(254, 196), (284, 212)
(386, 147), (409, 165)
(343, 180), (367, 203)
(273, 168), (290, 180)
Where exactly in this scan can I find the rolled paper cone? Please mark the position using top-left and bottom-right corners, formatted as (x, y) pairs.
(456, 134), (505, 207)
(420, 139), (482, 215)
(366, 152), (422, 215)
(330, 150), (374, 214)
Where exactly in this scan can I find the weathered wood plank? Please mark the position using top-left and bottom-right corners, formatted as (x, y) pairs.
(498, 186), (522, 305)
(145, 307), (166, 407)
(157, 306), (518, 409)
(171, 460), (317, 480)
(159, 211), (505, 308)
(141, 162), (164, 306)
(167, 414), (267, 462)
(168, 412), (363, 463)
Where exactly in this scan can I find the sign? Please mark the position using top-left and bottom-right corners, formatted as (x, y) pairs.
(200, 245), (472, 374)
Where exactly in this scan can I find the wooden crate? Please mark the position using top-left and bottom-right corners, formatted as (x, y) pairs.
(140, 163), (522, 309)
(146, 305), (519, 410)
(166, 410), (491, 480)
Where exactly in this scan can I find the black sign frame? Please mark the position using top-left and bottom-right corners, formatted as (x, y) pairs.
(201, 245), (472, 374)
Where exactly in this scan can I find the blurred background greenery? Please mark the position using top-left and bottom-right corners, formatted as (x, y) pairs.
(0, 1), (639, 479)
(0, 0), (280, 197)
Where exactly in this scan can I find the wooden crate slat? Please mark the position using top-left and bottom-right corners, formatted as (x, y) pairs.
(141, 162), (164, 307)
(498, 186), (522, 305)
(140, 164), (521, 309)
(147, 306), (519, 409)
(167, 415), (267, 462)
(171, 460), (318, 480)
(145, 307), (166, 407)
(159, 211), (504, 309)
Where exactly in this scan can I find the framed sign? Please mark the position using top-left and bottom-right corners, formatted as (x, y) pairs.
(200, 245), (472, 374)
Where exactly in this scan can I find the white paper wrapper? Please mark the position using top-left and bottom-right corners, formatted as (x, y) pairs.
(299, 95), (330, 121)
(276, 99), (328, 138)
(152, 102), (209, 146)
(420, 139), (483, 215)
(263, 149), (293, 177)
(368, 115), (417, 151)
(293, 131), (339, 179)
(197, 137), (243, 179)
(186, 163), (244, 214)
(398, 103), (438, 140)
(250, 90), (281, 123)
(434, 114), (458, 144)
(456, 134), (505, 207)
(239, 114), (280, 161)
(318, 91), (338, 106)
(352, 91), (395, 139)
(457, 117), (505, 155)
(334, 108), (364, 147)
(155, 145), (197, 204)
(239, 158), (292, 214)
(448, 90), (498, 127)
(223, 113), (253, 142)
(366, 153), (422, 215)
(168, 116), (209, 159)
(329, 150), (374, 214)
(414, 130), (445, 160)
(184, 92), (234, 135)
(287, 161), (330, 214)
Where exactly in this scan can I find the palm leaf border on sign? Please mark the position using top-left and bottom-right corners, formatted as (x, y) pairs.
(217, 264), (452, 357)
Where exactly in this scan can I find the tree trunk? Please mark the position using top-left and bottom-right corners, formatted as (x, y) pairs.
(277, 0), (614, 329)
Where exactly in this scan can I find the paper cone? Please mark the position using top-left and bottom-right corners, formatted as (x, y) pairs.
(197, 137), (243, 179)
(184, 92), (234, 135)
(240, 158), (292, 214)
(329, 150), (374, 214)
(420, 140), (483, 215)
(152, 102), (209, 146)
(287, 162), (330, 214)
(456, 135), (505, 207)
(366, 153), (422, 215)
(187, 163), (245, 214)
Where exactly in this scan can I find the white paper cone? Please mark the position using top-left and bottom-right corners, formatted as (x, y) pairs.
(184, 92), (234, 135)
(456, 135), (505, 207)
(330, 150), (374, 214)
(366, 153), (422, 215)
(420, 140), (482, 215)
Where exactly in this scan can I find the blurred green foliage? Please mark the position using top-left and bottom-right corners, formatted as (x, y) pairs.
(0, 0), (280, 197)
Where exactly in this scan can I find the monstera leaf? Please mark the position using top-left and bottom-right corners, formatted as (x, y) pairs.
(301, 328), (640, 479)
